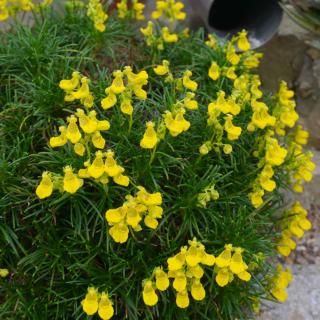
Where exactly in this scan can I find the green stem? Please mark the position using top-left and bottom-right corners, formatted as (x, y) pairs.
(128, 114), (133, 134)
(85, 141), (91, 162)
(149, 145), (157, 165)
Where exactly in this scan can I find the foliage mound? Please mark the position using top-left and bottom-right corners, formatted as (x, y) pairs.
(0, 1), (316, 319)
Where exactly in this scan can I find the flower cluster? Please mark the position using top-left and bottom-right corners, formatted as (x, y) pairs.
(36, 166), (84, 199)
(86, 0), (108, 32)
(151, 0), (186, 21)
(101, 67), (148, 117)
(105, 187), (163, 243)
(273, 81), (299, 136)
(79, 150), (130, 186)
(140, 21), (185, 50)
(205, 90), (242, 155)
(269, 265), (293, 302)
(82, 287), (114, 320)
(59, 71), (94, 108)
(36, 71), (133, 199)
(49, 108), (109, 152)
(287, 129), (316, 192)
(140, 0), (188, 51)
(277, 202), (312, 257)
(249, 133), (288, 208)
(142, 239), (215, 308)
(117, 0), (145, 20)
(214, 244), (251, 287)
(153, 62), (198, 137)
(0, 0), (53, 21)
(197, 184), (219, 208)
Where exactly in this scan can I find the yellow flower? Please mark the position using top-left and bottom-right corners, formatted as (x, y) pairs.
(74, 142), (86, 156)
(155, 267), (169, 291)
(224, 115), (242, 140)
(105, 207), (126, 224)
(271, 287), (288, 302)
(0, 268), (9, 278)
(185, 243), (202, 267)
(125, 206), (141, 228)
(243, 52), (263, 69)
(120, 96), (133, 115)
(183, 92), (198, 110)
(59, 71), (80, 91)
(36, 172), (53, 199)
(101, 88), (117, 110)
(0, 8), (9, 22)
(82, 287), (99, 316)
(154, 60), (170, 76)
(215, 267), (230, 287)
(229, 248), (247, 274)
(265, 138), (287, 166)
(201, 252), (215, 266)
(140, 121), (158, 149)
(133, 85), (147, 100)
(140, 21), (154, 37)
(66, 115), (81, 144)
(249, 189), (264, 208)
(294, 125), (309, 145)
(237, 270), (251, 281)
(143, 214), (158, 229)
(110, 70), (126, 94)
(49, 126), (67, 148)
(223, 144), (233, 154)
(98, 292), (114, 320)
(162, 27), (178, 43)
(172, 1), (186, 20)
(167, 248), (186, 271)
(113, 173), (129, 187)
(133, 0), (145, 20)
(237, 30), (251, 51)
(92, 131), (106, 149)
(277, 231), (296, 257)
(176, 290), (189, 308)
(63, 166), (83, 194)
(117, 0), (128, 18)
(124, 67), (148, 87)
(164, 109), (190, 137)
(182, 70), (198, 91)
(72, 77), (90, 100)
(136, 186), (162, 206)
(88, 151), (105, 179)
(226, 43), (240, 65)
(190, 279), (205, 301)
(250, 100), (276, 130)
(76, 109), (97, 134)
(142, 280), (158, 306)
(216, 244), (233, 268)
(208, 61), (220, 81)
(87, 0), (108, 32)
(199, 142), (211, 155)
(224, 66), (237, 80)
(205, 34), (217, 49)
(109, 222), (129, 243)
(104, 150), (124, 177)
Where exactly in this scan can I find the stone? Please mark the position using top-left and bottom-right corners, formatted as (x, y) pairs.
(258, 265), (320, 320)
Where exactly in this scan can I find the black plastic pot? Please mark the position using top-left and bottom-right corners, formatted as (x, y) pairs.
(189, 0), (283, 48)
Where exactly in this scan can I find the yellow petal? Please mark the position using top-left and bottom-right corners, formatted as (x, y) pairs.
(176, 290), (189, 308)
(36, 172), (53, 199)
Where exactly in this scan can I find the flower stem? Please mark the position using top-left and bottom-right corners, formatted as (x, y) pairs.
(128, 114), (133, 134)
(149, 145), (157, 165)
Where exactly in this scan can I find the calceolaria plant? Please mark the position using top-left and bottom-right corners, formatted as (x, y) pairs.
(0, 0), (317, 319)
